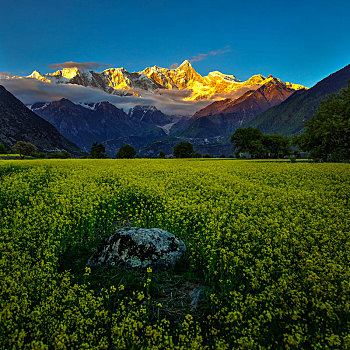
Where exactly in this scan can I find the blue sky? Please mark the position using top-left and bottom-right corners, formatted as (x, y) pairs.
(1, 0), (349, 87)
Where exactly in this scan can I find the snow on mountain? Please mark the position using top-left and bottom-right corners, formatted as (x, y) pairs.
(18, 61), (307, 101)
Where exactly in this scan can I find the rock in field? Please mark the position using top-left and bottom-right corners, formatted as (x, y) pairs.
(86, 227), (186, 269)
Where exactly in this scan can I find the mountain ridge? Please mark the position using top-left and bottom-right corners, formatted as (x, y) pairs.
(24, 60), (306, 101)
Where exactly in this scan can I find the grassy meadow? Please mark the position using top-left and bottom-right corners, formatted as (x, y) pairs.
(0, 159), (349, 349)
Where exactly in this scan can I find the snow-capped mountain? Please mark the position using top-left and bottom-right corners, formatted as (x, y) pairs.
(181, 78), (297, 138)
(25, 60), (306, 101)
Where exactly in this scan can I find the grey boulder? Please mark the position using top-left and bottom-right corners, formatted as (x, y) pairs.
(86, 227), (186, 269)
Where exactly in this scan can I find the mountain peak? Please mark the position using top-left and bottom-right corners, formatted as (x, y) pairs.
(47, 67), (80, 80)
(27, 70), (51, 83)
(178, 60), (193, 70)
(207, 71), (241, 82)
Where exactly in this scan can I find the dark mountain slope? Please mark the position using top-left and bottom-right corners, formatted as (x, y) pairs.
(247, 64), (350, 135)
(33, 99), (136, 150)
(0, 86), (82, 154)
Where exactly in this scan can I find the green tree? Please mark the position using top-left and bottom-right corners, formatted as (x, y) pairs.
(173, 142), (194, 158)
(13, 141), (37, 159)
(116, 145), (136, 159)
(294, 82), (350, 162)
(90, 142), (108, 159)
(159, 151), (166, 159)
(231, 127), (267, 158)
(262, 134), (291, 158)
(0, 142), (7, 154)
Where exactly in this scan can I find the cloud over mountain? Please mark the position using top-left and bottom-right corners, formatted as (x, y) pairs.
(190, 46), (231, 62)
(0, 77), (211, 116)
(48, 61), (112, 70)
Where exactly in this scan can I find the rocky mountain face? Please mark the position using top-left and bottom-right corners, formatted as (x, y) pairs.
(180, 78), (297, 138)
(0, 85), (82, 154)
(32, 99), (136, 150)
(128, 105), (175, 126)
(31, 99), (182, 156)
(26, 61), (305, 101)
(246, 64), (350, 135)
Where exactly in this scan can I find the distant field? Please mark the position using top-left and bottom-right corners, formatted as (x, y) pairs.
(1, 159), (349, 349)
(0, 154), (21, 159)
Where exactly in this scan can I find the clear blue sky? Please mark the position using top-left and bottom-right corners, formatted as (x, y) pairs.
(1, 0), (349, 87)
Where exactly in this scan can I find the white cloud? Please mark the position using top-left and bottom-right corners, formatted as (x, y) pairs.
(0, 77), (213, 116)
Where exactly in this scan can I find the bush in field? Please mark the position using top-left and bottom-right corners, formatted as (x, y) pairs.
(159, 151), (166, 159)
(12, 141), (37, 159)
(116, 144), (136, 159)
(203, 154), (211, 158)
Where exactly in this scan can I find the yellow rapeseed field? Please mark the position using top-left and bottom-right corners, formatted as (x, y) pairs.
(0, 159), (349, 349)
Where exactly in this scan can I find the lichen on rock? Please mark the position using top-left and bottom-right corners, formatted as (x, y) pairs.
(86, 227), (186, 270)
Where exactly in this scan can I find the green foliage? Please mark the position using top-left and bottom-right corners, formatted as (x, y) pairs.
(220, 154), (226, 158)
(231, 127), (266, 158)
(0, 160), (349, 348)
(294, 82), (350, 162)
(159, 151), (166, 159)
(48, 152), (71, 159)
(193, 152), (202, 158)
(90, 142), (108, 159)
(231, 127), (291, 159)
(262, 134), (291, 158)
(116, 144), (136, 159)
(12, 141), (37, 159)
(0, 142), (7, 154)
(203, 154), (211, 158)
(173, 142), (194, 158)
(33, 152), (46, 159)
